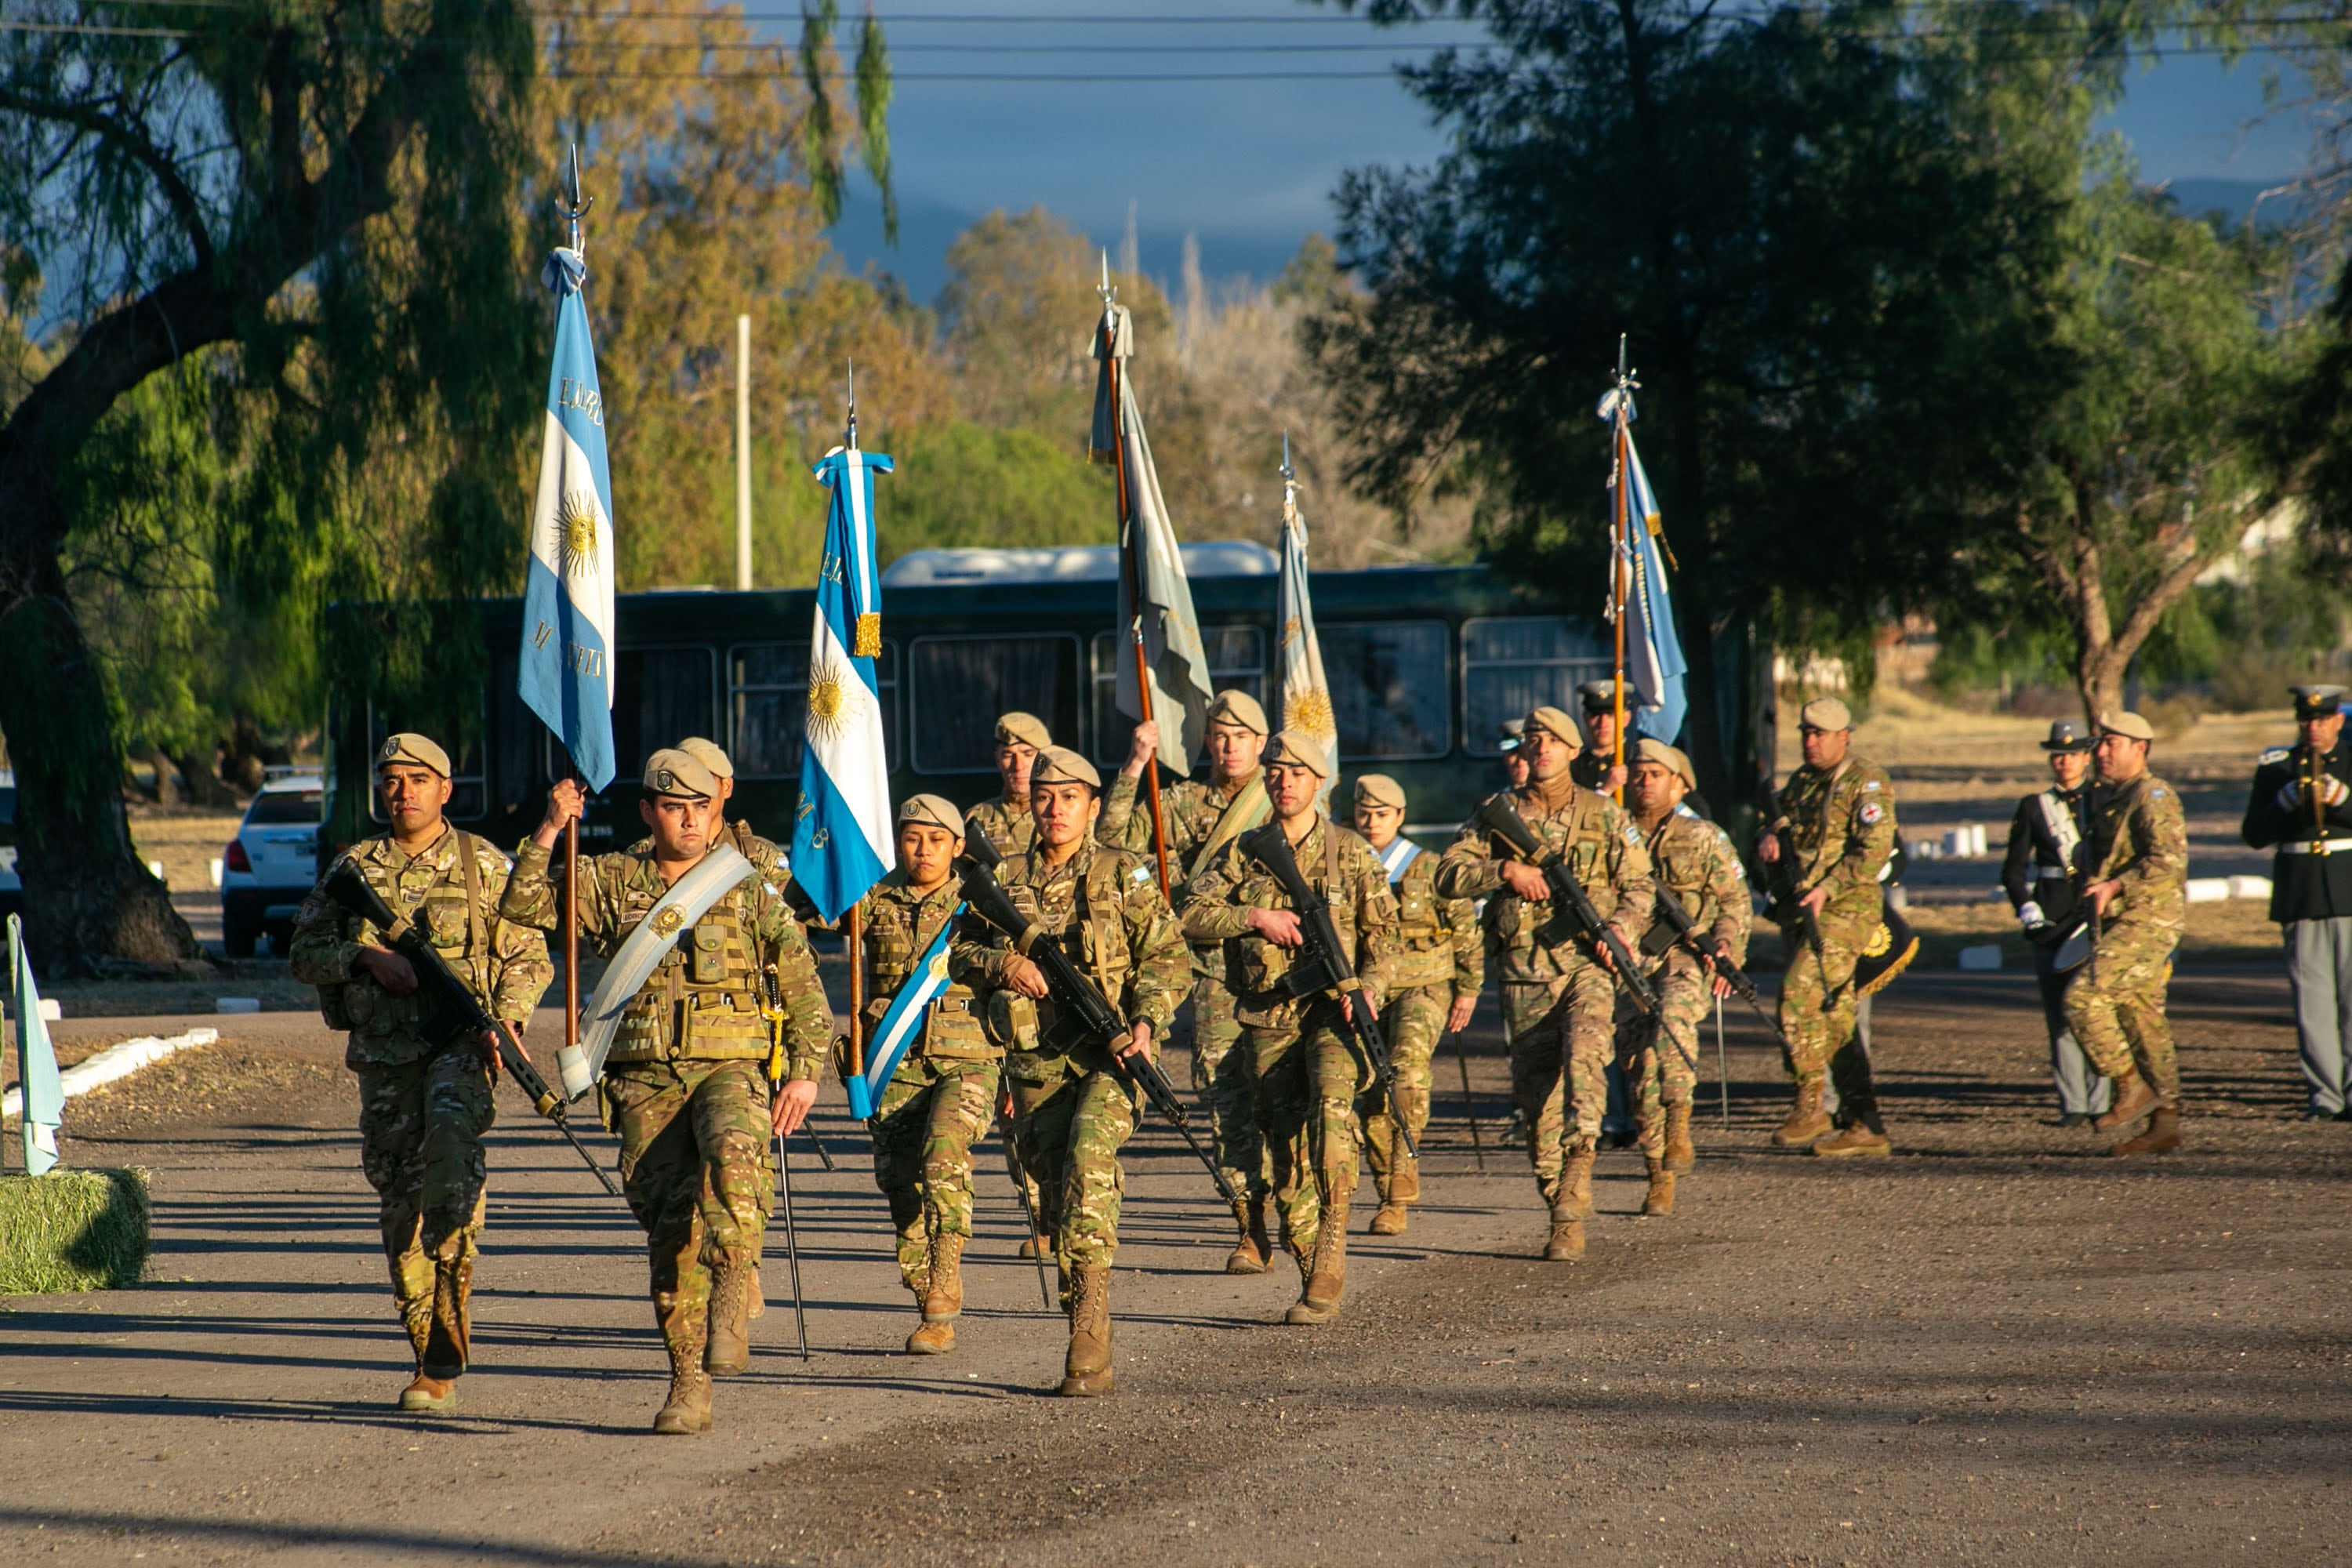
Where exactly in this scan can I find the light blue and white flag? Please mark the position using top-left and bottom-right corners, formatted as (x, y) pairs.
(9, 915), (61, 1175)
(791, 445), (895, 924)
(844, 906), (962, 1119)
(1377, 835), (1422, 884)
(1616, 429), (1689, 746)
(519, 247), (618, 790)
(1275, 444), (1337, 806)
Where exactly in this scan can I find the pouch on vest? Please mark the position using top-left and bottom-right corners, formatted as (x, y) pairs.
(318, 981), (355, 1032)
(985, 989), (1040, 1052)
(690, 922), (727, 985)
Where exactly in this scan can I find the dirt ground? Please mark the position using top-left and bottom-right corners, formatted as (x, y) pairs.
(2, 962), (2345, 1568)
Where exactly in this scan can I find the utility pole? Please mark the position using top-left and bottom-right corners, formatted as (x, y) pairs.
(735, 313), (753, 591)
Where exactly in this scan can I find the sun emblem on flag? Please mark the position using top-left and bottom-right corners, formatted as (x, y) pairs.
(1288, 687), (1335, 739)
(554, 488), (600, 578)
(807, 649), (862, 742)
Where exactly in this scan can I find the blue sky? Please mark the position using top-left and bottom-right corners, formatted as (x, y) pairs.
(812, 5), (2321, 303)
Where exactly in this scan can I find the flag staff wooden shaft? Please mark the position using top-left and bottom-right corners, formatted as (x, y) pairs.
(1101, 285), (1174, 898)
(844, 364), (867, 1080)
(1612, 414), (1628, 805)
(554, 143), (594, 1073)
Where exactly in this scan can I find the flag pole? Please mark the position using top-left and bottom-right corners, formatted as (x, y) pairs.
(842, 363), (867, 1083)
(1609, 334), (1633, 806)
(555, 145), (596, 1073)
(1101, 254), (1174, 898)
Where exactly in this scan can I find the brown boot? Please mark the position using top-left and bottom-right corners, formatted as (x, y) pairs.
(1774, 1079), (1831, 1147)
(2093, 1073), (2158, 1133)
(747, 1263), (764, 1320)
(398, 1372), (458, 1413)
(1058, 1263), (1113, 1396)
(1664, 1102), (1695, 1174)
(1018, 1232), (1049, 1261)
(1812, 1123), (1893, 1159)
(1562, 1149), (1596, 1219)
(1389, 1149), (1421, 1203)
(1543, 1206), (1586, 1261)
(2107, 1105), (2181, 1157)
(654, 1327), (713, 1436)
(705, 1262), (752, 1377)
(909, 1233), (963, 1354)
(1642, 1159), (1677, 1218)
(1369, 1203), (1409, 1236)
(1285, 1203), (1349, 1324)
(906, 1319), (956, 1354)
(419, 1254), (471, 1380)
(1225, 1197), (1269, 1275)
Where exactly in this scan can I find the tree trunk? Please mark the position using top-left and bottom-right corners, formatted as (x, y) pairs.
(0, 542), (201, 975)
(171, 746), (244, 811)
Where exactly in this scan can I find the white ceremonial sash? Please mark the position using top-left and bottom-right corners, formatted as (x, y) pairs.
(557, 844), (753, 1099)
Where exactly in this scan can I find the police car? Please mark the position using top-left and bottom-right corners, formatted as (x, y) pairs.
(220, 768), (324, 957)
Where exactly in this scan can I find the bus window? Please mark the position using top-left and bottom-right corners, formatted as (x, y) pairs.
(491, 650), (550, 818)
(1461, 617), (1610, 755)
(730, 641), (900, 779)
(912, 635), (1081, 775)
(1090, 625), (1265, 764)
(1323, 622), (1450, 760)
(611, 648), (717, 783)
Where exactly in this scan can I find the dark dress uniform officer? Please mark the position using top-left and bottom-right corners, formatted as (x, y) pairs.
(2000, 720), (2111, 1124)
(2240, 684), (2352, 1119)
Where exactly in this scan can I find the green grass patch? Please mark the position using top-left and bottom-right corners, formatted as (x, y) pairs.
(0, 1168), (151, 1293)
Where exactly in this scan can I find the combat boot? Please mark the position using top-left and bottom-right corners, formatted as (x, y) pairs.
(1664, 1102), (1695, 1174)
(654, 1326), (713, 1436)
(1369, 1203), (1409, 1236)
(1225, 1196), (1269, 1275)
(1543, 1203), (1586, 1261)
(1562, 1149), (1596, 1219)
(748, 1263), (764, 1320)
(1286, 1203), (1349, 1325)
(1812, 1121), (1892, 1157)
(2107, 1106), (2181, 1158)
(1058, 1263), (1113, 1396)
(1774, 1079), (1831, 1147)
(1642, 1158), (1677, 1218)
(419, 1254), (471, 1381)
(909, 1233), (963, 1355)
(2093, 1072), (2158, 1133)
(705, 1262), (753, 1377)
(398, 1373), (458, 1414)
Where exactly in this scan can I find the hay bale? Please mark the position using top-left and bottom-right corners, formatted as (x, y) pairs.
(0, 1168), (151, 1293)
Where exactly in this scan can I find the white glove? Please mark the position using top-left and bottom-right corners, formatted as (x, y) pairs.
(2016, 900), (2045, 930)
(2324, 775), (2350, 808)
(2280, 780), (2307, 812)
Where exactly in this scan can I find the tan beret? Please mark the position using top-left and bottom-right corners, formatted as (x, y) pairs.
(1353, 772), (1406, 811)
(1525, 706), (1581, 746)
(1030, 746), (1102, 790)
(1632, 737), (1695, 789)
(898, 793), (966, 837)
(1798, 697), (1853, 732)
(1207, 688), (1269, 735)
(642, 747), (719, 800)
(1263, 728), (1334, 779)
(993, 711), (1051, 750)
(376, 732), (452, 779)
(2097, 710), (2155, 743)
(676, 736), (734, 780)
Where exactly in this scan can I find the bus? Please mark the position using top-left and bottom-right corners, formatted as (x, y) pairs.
(320, 543), (1612, 865)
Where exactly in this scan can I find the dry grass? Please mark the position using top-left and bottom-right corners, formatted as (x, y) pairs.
(121, 808), (244, 898)
(0, 1168), (149, 1293)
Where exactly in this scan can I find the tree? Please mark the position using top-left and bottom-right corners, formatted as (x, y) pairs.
(1309, 1), (2120, 808)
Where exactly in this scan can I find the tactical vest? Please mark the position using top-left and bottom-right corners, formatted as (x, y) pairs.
(1387, 853), (1455, 992)
(326, 832), (497, 1040)
(1001, 851), (1136, 1052)
(1490, 790), (1621, 977)
(862, 886), (992, 1062)
(605, 877), (771, 1064)
(1227, 822), (1362, 1018)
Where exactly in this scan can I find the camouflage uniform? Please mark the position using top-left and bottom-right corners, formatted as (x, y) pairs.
(1361, 844), (1480, 1205)
(965, 795), (1039, 862)
(953, 840), (1187, 1290)
(289, 829), (550, 1376)
(855, 872), (1001, 1294)
(1184, 816), (1397, 1272)
(2065, 774), (2189, 1107)
(1621, 808), (1751, 1154)
(1438, 784), (1654, 1203)
(499, 840), (832, 1369)
(1766, 756), (1897, 1085)
(1102, 769), (1272, 1207)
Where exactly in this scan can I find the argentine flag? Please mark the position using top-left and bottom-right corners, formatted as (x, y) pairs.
(791, 445), (895, 924)
(518, 248), (618, 791)
(844, 908), (961, 1119)
(1617, 430), (1689, 746)
(9, 915), (61, 1175)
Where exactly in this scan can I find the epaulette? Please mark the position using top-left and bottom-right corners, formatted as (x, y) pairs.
(2259, 746), (2291, 766)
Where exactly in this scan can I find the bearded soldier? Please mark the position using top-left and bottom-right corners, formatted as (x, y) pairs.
(2069, 712), (2190, 1157)
(1757, 698), (1898, 1157)
(502, 750), (832, 1434)
(955, 746), (1188, 1396)
(1350, 772), (1477, 1236)
(1183, 732), (1397, 1323)
(1436, 706), (1653, 1262)
(289, 733), (551, 1414)
(1619, 740), (1746, 1215)
(965, 712), (1051, 860)
(851, 795), (1000, 1356)
(2240, 684), (2352, 1120)
(1102, 689), (1276, 1274)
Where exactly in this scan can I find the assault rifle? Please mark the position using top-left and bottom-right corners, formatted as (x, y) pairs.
(1234, 820), (1417, 1161)
(1648, 884), (1791, 1054)
(322, 862), (622, 1197)
(953, 847), (1239, 1206)
(1474, 796), (1660, 1015)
